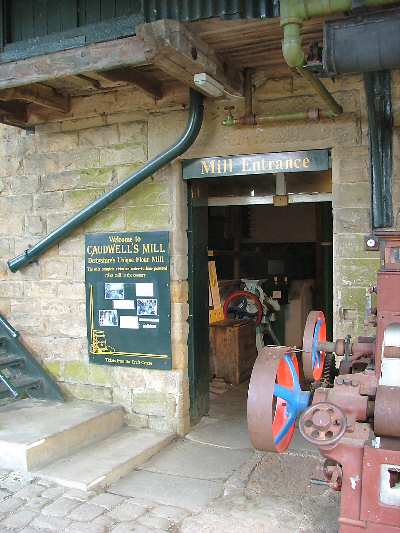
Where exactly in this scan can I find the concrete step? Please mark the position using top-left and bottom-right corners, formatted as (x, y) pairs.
(35, 427), (175, 491)
(0, 399), (124, 471)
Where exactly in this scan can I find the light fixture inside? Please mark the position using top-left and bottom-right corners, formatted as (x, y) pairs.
(193, 73), (224, 97)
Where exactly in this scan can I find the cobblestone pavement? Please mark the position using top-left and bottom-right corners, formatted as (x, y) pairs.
(0, 448), (339, 533)
(0, 469), (190, 533)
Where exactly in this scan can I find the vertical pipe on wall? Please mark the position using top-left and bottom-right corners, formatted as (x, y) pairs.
(364, 71), (393, 229)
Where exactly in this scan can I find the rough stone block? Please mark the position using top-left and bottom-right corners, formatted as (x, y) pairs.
(63, 188), (105, 211)
(112, 388), (134, 413)
(58, 148), (100, 173)
(44, 361), (63, 381)
(41, 257), (74, 280)
(336, 258), (381, 287)
(171, 281), (188, 303)
(79, 124), (119, 147)
(89, 493), (125, 510)
(99, 144), (146, 167)
(10, 175), (40, 194)
(170, 254), (188, 281)
(151, 503), (189, 524)
(0, 214), (24, 235)
(111, 367), (145, 389)
(0, 193), (32, 213)
(57, 282), (85, 299)
(63, 361), (89, 383)
(114, 179), (169, 208)
(132, 391), (176, 418)
(143, 370), (182, 395)
(107, 499), (147, 521)
(0, 281), (23, 297)
(88, 365), (113, 387)
(137, 511), (171, 530)
(25, 215), (45, 235)
(125, 412), (149, 429)
(332, 183), (370, 208)
(125, 205), (170, 230)
(31, 513), (71, 531)
(334, 208), (371, 234)
(85, 208), (125, 232)
(148, 415), (177, 433)
(0, 496), (24, 513)
(0, 237), (13, 256)
(1, 509), (37, 529)
(172, 341), (188, 370)
(68, 502), (105, 522)
(334, 234), (380, 260)
(118, 121), (147, 144)
(37, 131), (79, 153)
(63, 383), (113, 403)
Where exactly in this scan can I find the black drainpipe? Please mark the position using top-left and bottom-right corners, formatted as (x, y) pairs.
(364, 71), (393, 229)
(8, 89), (204, 272)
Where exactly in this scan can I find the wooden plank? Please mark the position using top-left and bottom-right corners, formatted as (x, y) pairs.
(95, 67), (162, 98)
(137, 20), (243, 97)
(0, 84), (70, 113)
(0, 36), (149, 90)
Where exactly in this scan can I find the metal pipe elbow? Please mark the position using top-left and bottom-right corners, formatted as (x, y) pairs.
(282, 23), (305, 68)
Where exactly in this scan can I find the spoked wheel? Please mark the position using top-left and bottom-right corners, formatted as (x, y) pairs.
(223, 290), (263, 326)
(302, 311), (327, 382)
(247, 346), (311, 453)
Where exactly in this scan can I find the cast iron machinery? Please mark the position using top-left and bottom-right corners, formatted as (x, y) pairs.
(247, 232), (400, 532)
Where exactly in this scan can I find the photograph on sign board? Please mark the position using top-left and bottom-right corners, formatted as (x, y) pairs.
(113, 300), (135, 310)
(105, 283), (125, 300)
(135, 283), (154, 297)
(137, 298), (158, 316)
(99, 309), (119, 326)
(120, 316), (139, 329)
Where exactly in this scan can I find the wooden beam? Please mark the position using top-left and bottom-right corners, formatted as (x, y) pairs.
(0, 36), (149, 90)
(0, 102), (28, 128)
(0, 84), (70, 113)
(137, 20), (243, 97)
(94, 68), (163, 99)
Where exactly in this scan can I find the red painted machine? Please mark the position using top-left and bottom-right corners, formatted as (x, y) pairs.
(247, 232), (400, 532)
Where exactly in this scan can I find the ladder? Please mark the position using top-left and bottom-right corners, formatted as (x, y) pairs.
(0, 314), (64, 403)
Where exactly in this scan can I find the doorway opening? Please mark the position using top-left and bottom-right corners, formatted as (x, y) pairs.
(187, 166), (333, 440)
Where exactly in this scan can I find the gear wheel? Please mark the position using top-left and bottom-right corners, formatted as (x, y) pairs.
(323, 352), (337, 386)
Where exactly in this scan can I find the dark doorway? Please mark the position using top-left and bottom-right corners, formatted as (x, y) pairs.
(187, 169), (333, 422)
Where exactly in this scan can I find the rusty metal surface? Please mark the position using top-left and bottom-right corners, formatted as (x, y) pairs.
(247, 346), (296, 453)
(299, 402), (346, 448)
(360, 447), (400, 528)
(302, 310), (326, 382)
(374, 385), (400, 438)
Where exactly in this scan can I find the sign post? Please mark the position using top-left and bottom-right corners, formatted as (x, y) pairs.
(85, 231), (171, 370)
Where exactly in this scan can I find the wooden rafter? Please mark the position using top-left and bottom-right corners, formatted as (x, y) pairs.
(137, 20), (243, 97)
(0, 36), (149, 91)
(0, 84), (69, 113)
(94, 68), (163, 99)
(0, 102), (28, 128)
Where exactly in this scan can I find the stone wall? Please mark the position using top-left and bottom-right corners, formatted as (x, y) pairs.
(0, 71), (398, 434)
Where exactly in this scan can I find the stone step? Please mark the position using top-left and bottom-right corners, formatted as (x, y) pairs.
(0, 399), (124, 471)
(35, 427), (175, 491)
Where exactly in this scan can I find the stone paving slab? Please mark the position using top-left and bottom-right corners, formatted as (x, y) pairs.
(139, 439), (252, 480)
(110, 470), (223, 513)
(186, 417), (252, 450)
